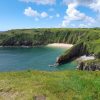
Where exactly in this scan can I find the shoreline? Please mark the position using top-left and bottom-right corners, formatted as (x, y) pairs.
(0, 43), (73, 49)
(0, 45), (45, 48)
(46, 43), (73, 48)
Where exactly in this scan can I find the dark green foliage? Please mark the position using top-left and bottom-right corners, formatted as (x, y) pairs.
(0, 28), (90, 46)
(95, 52), (100, 58)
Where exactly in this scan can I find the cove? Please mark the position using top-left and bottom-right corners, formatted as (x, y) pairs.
(0, 47), (77, 72)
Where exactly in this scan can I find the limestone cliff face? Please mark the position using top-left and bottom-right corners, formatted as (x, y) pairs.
(56, 42), (88, 65)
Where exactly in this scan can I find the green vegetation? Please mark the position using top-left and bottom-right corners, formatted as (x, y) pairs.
(0, 70), (100, 100)
(0, 28), (100, 99)
(0, 28), (100, 64)
(0, 28), (99, 46)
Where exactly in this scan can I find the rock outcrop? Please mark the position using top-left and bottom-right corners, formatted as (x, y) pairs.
(56, 42), (88, 65)
(77, 60), (100, 71)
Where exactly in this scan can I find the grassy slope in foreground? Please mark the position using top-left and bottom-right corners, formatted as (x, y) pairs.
(0, 70), (100, 100)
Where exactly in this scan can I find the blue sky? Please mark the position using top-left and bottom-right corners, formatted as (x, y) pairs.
(0, 0), (100, 31)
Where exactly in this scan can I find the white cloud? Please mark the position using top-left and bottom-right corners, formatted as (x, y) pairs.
(21, 0), (56, 5)
(41, 12), (48, 18)
(24, 7), (48, 19)
(56, 13), (60, 18)
(90, 0), (100, 12)
(61, 1), (96, 27)
(63, 0), (100, 12)
(62, 20), (70, 27)
(63, 0), (92, 5)
(78, 22), (95, 28)
(24, 7), (39, 17)
(79, 24), (88, 28)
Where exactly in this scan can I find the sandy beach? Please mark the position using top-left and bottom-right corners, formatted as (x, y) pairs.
(76, 55), (95, 62)
(47, 43), (73, 48)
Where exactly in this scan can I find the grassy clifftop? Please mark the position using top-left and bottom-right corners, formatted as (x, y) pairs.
(0, 70), (100, 100)
(0, 28), (98, 46)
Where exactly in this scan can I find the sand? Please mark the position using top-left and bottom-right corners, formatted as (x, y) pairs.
(77, 55), (95, 62)
(47, 43), (73, 48)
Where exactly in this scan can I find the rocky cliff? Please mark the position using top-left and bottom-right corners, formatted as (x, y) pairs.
(56, 42), (88, 64)
(77, 60), (100, 71)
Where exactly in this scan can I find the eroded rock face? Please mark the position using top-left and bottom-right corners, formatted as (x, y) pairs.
(56, 42), (88, 65)
(77, 62), (100, 71)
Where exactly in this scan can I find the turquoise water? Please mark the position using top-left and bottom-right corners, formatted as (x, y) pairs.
(0, 47), (76, 72)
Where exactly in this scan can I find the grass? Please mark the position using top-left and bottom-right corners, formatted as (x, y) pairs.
(0, 70), (100, 100)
